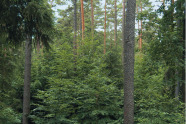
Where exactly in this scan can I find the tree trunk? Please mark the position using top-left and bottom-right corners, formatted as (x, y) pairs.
(73, 0), (77, 71)
(104, 0), (106, 54)
(122, 0), (126, 66)
(114, 0), (117, 46)
(91, 0), (94, 40)
(139, 1), (142, 50)
(175, 69), (180, 100)
(36, 36), (40, 53)
(136, 4), (140, 49)
(123, 0), (136, 123)
(80, 6), (82, 34)
(22, 34), (32, 124)
(80, 0), (85, 40)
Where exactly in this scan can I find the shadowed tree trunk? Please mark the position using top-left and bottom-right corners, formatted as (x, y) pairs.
(123, 0), (136, 123)
(114, 0), (117, 46)
(73, 0), (77, 71)
(80, 0), (85, 40)
(104, 0), (106, 54)
(139, 1), (142, 50)
(22, 34), (32, 124)
(91, 0), (94, 40)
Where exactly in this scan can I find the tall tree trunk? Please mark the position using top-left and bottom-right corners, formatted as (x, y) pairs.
(114, 0), (117, 46)
(123, 0), (136, 123)
(139, 1), (142, 50)
(136, 4), (140, 49)
(91, 0), (94, 40)
(22, 34), (32, 124)
(73, 0), (77, 71)
(80, 0), (85, 40)
(122, 0), (126, 66)
(79, 6), (82, 33)
(104, 0), (106, 54)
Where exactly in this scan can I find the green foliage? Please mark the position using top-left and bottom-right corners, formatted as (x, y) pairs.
(29, 35), (123, 124)
(0, 105), (21, 124)
(134, 53), (185, 124)
(0, 0), (185, 124)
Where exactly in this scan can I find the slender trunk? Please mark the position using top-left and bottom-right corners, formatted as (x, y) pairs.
(36, 36), (40, 53)
(80, 0), (85, 40)
(80, 7), (82, 34)
(136, 4), (140, 49)
(114, 0), (117, 46)
(123, 0), (136, 123)
(22, 34), (32, 124)
(104, 0), (106, 54)
(73, 0), (77, 71)
(91, 0), (94, 40)
(139, 1), (142, 50)
(122, 0), (126, 65)
(175, 69), (180, 100)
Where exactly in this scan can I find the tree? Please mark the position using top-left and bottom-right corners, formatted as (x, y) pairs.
(80, 0), (85, 40)
(104, 0), (107, 54)
(22, 1), (54, 123)
(73, 0), (77, 66)
(91, 0), (94, 40)
(114, 0), (117, 46)
(123, 0), (136, 123)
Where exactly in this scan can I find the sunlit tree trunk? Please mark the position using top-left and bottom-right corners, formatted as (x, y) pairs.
(22, 34), (32, 124)
(123, 0), (136, 123)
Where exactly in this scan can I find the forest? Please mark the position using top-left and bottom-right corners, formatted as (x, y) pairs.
(0, 0), (185, 124)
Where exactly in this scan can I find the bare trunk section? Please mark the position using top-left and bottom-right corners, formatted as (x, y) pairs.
(139, 1), (142, 50)
(175, 70), (180, 100)
(80, 6), (82, 34)
(36, 36), (40, 53)
(114, 0), (117, 46)
(80, 0), (85, 40)
(91, 0), (94, 40)
(104, 0), (106, 54)
(136, 4), (140, 49)
(73, 0), (77, 71)
(122, 0), (126, 66)
(22, 34), (32, 124)
(123, 0), (136, 123)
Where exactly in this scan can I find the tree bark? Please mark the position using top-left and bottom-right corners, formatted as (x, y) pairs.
(36, 36), (40, 53)
(139, 1), (142, 50)
(136, 4), (140, 49)
(114, 0), (117, 46)
(104, 0), (106, 54)
(73, 0), (77, 71)
(91, 0), (94, 40)
(80, 0), (85, 40)
(123, 0), (136, 123)
(22, 34), (32, 124)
